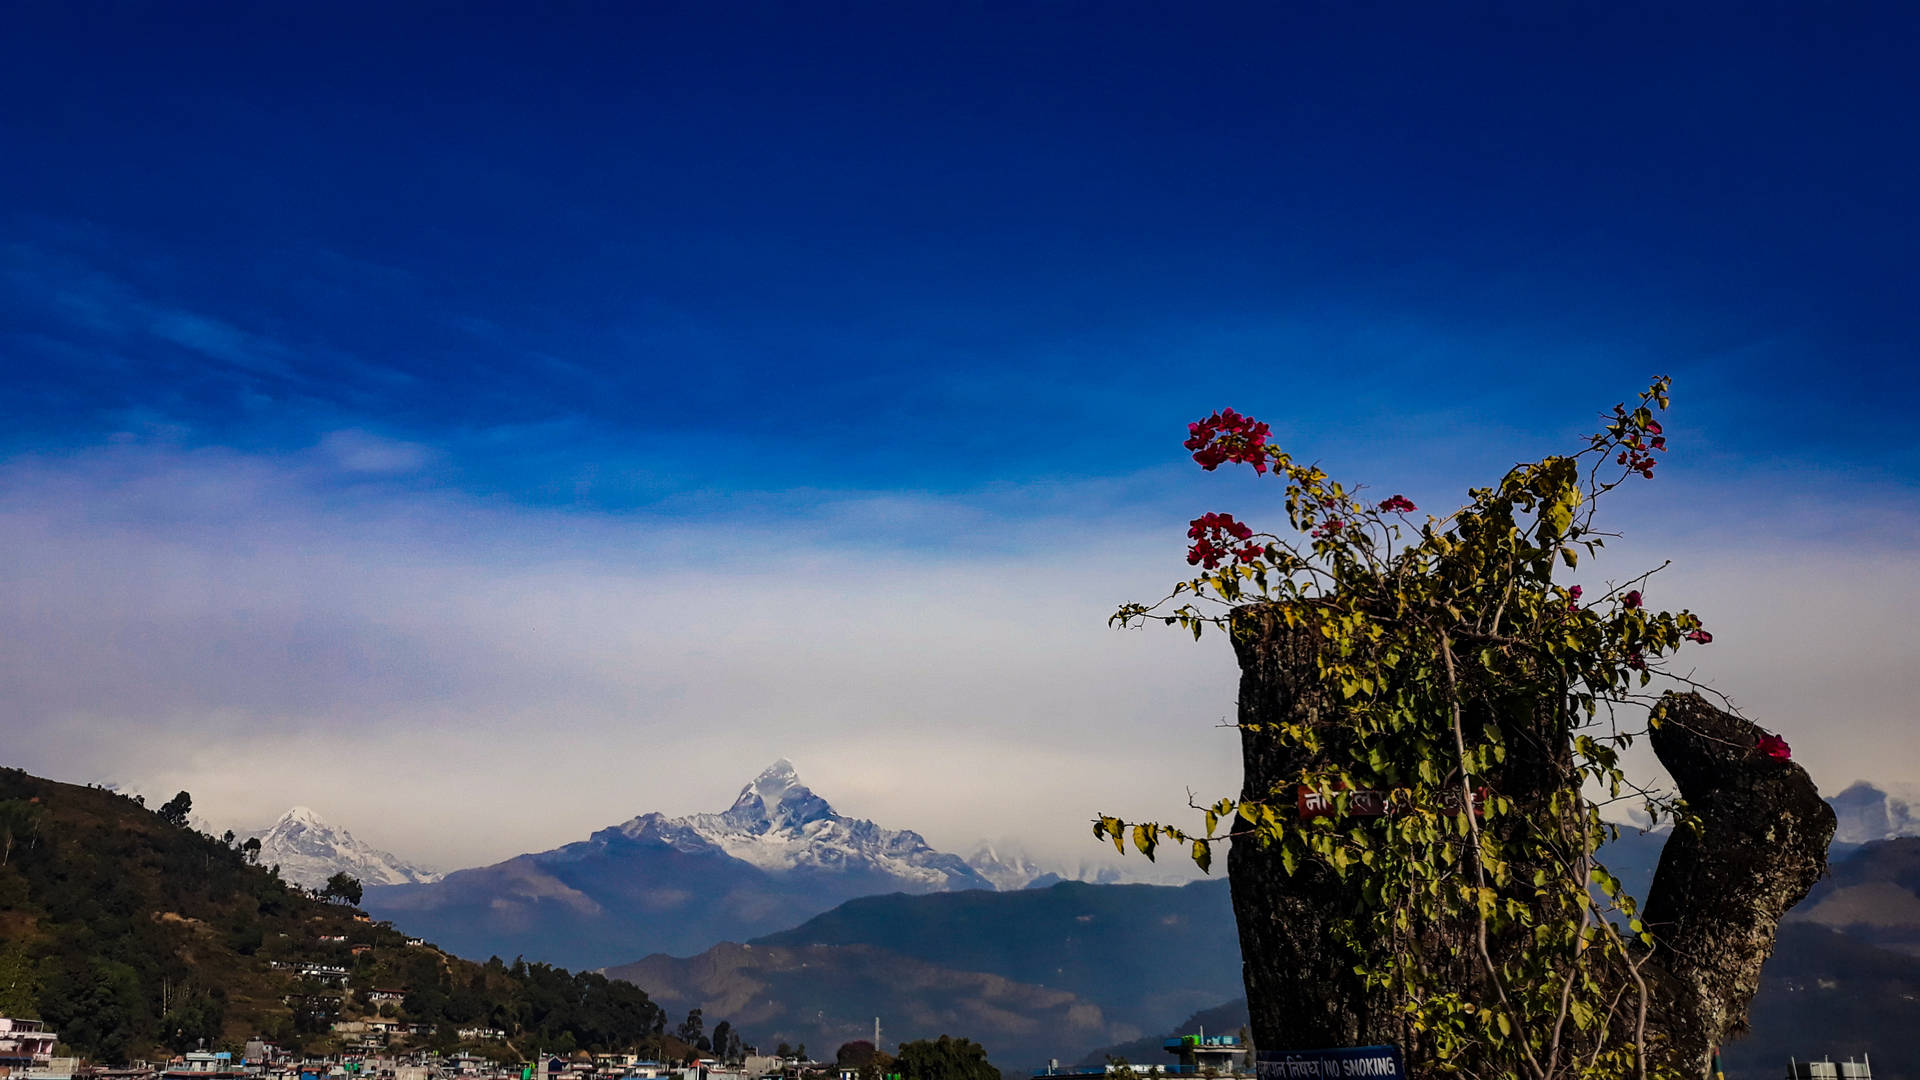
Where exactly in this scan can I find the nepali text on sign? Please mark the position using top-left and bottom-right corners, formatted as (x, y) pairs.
(1296, 784), (1486, 821)
(1256, 1046), (1406, 1080)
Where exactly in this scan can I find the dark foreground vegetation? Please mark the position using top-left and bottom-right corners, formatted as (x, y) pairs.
(0, 768), (696, 1062)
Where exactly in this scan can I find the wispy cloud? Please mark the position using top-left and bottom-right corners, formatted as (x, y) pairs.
(145, 309), (293, 377)
(319, 430), (437, 474)
(1, 436), (1913, 873)
(5, 243), (290, 378)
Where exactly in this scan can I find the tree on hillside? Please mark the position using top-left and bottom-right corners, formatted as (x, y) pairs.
(157, 790), (193, 828)
(838, 1040), (894, 1080)
(894, 1036), (999, 1080)
(676, 1008), (703, 1049)
(37, 957), (145, 1063)
(0, 798), (45, 866)
(322, 871), (364, 906)
(710, 1020), (733, 1060)
(0, 941), (38, 1016)
(837, 1041), (880, 1067)
(161, 992), (226, 1053)
(241, 836), (262, 864)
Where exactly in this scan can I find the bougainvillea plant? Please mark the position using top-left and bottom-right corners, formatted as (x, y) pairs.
(1102, 378), (1790, 1080)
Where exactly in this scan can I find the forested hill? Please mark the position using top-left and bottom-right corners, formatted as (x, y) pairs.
(749, 879), (1241, 1031)
(604, 879), (1245, 1069)
(0, 767), (683, 1064)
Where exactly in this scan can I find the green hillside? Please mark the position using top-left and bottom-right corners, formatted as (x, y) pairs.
(0, 768), (681, 1064)
(610, 941), (1118, 1071)
(749, 879), (1242, 1031)
(606, 878), (1244, 1069)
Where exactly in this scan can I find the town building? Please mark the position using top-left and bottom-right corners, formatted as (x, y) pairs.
(1788, 1059), (1873, 1080)
(0, 1018), (72, 1078)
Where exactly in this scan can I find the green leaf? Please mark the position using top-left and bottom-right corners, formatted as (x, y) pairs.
(1133, 824), (1158, 860)
(1544, 501), (1573, 538)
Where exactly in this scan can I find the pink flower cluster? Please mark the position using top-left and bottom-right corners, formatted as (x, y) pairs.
(1309, 519), (1346, 540)
(1685, 629), (1714, 644)
(1185, 409), (1272, 474)
(1566, 584), (1583, 612)
(1187, 512), (1263, 569)
(1613, 414), (1666, 478)
(1378, 494), (1417, 514)
(1755, 734), (1792, 761)
(1624, 590), (1642, 609)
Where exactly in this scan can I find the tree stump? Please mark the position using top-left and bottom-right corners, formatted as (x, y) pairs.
(1226, 606), (1835, 1078)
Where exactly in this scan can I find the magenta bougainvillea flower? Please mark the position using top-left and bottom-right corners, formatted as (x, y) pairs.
(1755, 734), (1792, 761)
(1185, 409), (1272, 474)
(1187, 512), (1260, 569)
(1378, 494), (1417, 514)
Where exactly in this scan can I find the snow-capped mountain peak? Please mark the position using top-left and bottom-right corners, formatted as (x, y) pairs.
(247, 806), (442, 890)
(605, 760), (990, 889)
(1829, 781), (1920, 846)
(719, 759), (835, 834)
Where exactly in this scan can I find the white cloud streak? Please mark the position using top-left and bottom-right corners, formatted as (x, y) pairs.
(1, 436), (1913, 877)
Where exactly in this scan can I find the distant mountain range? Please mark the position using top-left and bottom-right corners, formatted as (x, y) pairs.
(606, 879), (1244, 1070)
(24, 761), (1920, 1074)
(363, 761), (1001, 968)
(609, 839), (1920, 1075)
(271, 776), (1920, 969)
(1829, 781), (1920, 847)
(242, 805), (441, 890)
(256, 772), (1920, 1073)
(1789, 834), (1920, 954)
(965, 843), (1120, 891)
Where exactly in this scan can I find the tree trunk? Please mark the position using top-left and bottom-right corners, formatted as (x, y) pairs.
(1638, 693), (1836, 1075)
(1226, 604), (1388, 1050)
(1226, 605), (1834, 1077)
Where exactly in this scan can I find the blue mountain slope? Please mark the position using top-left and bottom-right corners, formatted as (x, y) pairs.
(366, 761), (991, 968)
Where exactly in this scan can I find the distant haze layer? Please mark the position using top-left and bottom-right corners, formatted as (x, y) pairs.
(1, 436), (1915, 873)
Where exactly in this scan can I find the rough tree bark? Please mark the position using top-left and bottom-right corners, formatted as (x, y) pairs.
(1639, 693), (1837, 1075)
(1226, 605), (1835, 1078)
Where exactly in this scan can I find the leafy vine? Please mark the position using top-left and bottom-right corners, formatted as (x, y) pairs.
(1101, 378), (1783, 1080)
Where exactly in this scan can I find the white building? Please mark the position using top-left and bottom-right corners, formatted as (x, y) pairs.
(0, 1018), (72, 1078)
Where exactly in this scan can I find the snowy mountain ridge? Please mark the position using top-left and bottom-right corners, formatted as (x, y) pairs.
(603, 759), (991, 889)
(1829, 781), (1920, 846)
(246, 805), (442, 890)
(965, 840), (1203, 889)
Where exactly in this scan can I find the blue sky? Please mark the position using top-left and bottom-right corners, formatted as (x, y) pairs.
(3, 4), (1916, 868)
